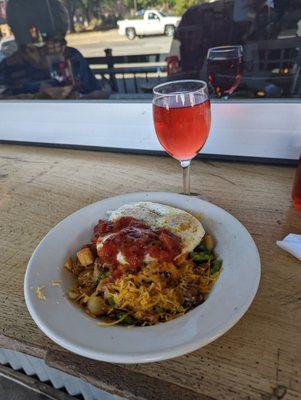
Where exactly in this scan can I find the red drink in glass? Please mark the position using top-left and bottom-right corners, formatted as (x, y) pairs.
(292, 156), (301, 211)
(153, 96), (211, 161)
(152, 80), (211, 195)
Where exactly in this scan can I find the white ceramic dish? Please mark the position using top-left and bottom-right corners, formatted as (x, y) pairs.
(24, 192), (261, 364)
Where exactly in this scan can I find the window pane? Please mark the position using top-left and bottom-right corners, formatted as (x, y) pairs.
(0, 0), (300, 100)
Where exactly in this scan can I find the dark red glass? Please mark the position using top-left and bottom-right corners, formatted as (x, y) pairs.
(207, 46), (243, 98)
(207, 57), (242, 97)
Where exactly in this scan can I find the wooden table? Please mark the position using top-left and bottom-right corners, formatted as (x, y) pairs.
(0, 144), (300, 400)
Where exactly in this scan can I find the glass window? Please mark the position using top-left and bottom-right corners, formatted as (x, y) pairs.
(0, 0), (300, 100)
(148, 12), (159, 20)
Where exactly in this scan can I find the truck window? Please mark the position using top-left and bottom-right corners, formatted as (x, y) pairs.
(148, 13), (159, 21)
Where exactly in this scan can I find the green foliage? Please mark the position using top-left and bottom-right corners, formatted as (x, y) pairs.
(74, 22), (85, 32)
(62, 0), (179, 33)
(174, 0), (207, 16)
(123, 0), (173, 12)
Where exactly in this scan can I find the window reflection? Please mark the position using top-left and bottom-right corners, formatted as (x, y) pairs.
(0, 0), (110, 99)
(169, 0), (301, 98)
(0, 0), (300, 100)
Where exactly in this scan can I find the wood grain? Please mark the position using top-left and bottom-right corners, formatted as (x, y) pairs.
(0, 144), (300, 400)
(46, 350), (212, 400)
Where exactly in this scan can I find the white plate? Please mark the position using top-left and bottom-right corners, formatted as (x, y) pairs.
(24, 192), (260, 364)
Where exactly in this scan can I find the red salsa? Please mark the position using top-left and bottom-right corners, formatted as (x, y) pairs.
(92, 217), (182, 274)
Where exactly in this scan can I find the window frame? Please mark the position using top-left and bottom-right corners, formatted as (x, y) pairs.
(0, 98), (300, 162)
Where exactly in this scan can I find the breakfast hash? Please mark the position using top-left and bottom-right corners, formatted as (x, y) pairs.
(64, 202), (222, 326)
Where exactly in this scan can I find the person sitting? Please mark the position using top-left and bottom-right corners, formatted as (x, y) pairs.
(0, 0), (110, 99)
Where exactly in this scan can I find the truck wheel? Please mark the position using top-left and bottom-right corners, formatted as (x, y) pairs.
(126, 28), (136, 40)
(165, 25), (175, 37)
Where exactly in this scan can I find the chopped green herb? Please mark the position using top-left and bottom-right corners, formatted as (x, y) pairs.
(211, 259), (223, 274)
(117, 311), (135, 325)
(95, 271), (109, 284)
(99, 271), (109, 280)
(195, 243), (208, 252)
(107, 295), (115, 307)
(191, 252), (210, 263)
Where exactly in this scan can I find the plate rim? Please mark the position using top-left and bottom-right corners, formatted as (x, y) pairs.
(24, 191), (261, 363)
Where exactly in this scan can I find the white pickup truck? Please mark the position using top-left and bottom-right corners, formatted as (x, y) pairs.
(117, 10), (181, 40)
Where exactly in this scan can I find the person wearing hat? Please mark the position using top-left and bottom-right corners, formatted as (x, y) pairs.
(0, 0), (110, 99)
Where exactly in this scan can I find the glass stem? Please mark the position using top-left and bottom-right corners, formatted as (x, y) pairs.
(180, 160), (191, 195)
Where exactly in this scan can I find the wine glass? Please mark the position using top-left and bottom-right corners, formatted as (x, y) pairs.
(152, 80), (211, 195)
(207, 45), (243, 98)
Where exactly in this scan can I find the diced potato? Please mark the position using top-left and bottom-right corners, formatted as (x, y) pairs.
(77, 247), (94, 266)
(204, 234), (215, 251)
(87, 295), (107, 316)
(82, 295), (90, 304)
(64, 257), (74, 272)
(68, 290), (79, 300)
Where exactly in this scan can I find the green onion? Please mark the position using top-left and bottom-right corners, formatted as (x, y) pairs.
(195, 243), (208, 252)
(117, 312), (135, 325)
(99, 271), (109, 280)
(211, 259), (223, 274)
(107, 295), (115, 307)
(155, 305), (164, 313)
(96, 271), (109, 283)
(191, 252), (210, 263)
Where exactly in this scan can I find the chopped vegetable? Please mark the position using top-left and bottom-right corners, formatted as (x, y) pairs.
(99, 271), (109, 281)
(94, 267), (109, 283)
(77, 248), (94, 266)
(204, 234), (215, 251)
(68, 290), (79, 300)
(194, 242), (208, 252)
(87, 295), (107, 316)
(116, 312), (135, 325)
(64, 257), (74, 272)
(107, 295), (116, 307)
(190, 251), (210, 263)
(211, 259), (223, 274)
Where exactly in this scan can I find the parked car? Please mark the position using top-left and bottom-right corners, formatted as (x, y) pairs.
(117, 10), (181, 40)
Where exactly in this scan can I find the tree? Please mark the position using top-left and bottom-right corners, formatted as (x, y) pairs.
(174, 0), (207, 16)
(63, 0), (77, 32)
(123, 0), (167, 12)
(78, 0), (93, 23)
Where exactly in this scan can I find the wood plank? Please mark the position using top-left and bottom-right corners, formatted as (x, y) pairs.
(46, 350), (212, 400)
(0, 144), (300, 400)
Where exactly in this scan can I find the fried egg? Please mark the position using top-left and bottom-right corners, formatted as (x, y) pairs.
(109, 201), (205, 256)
